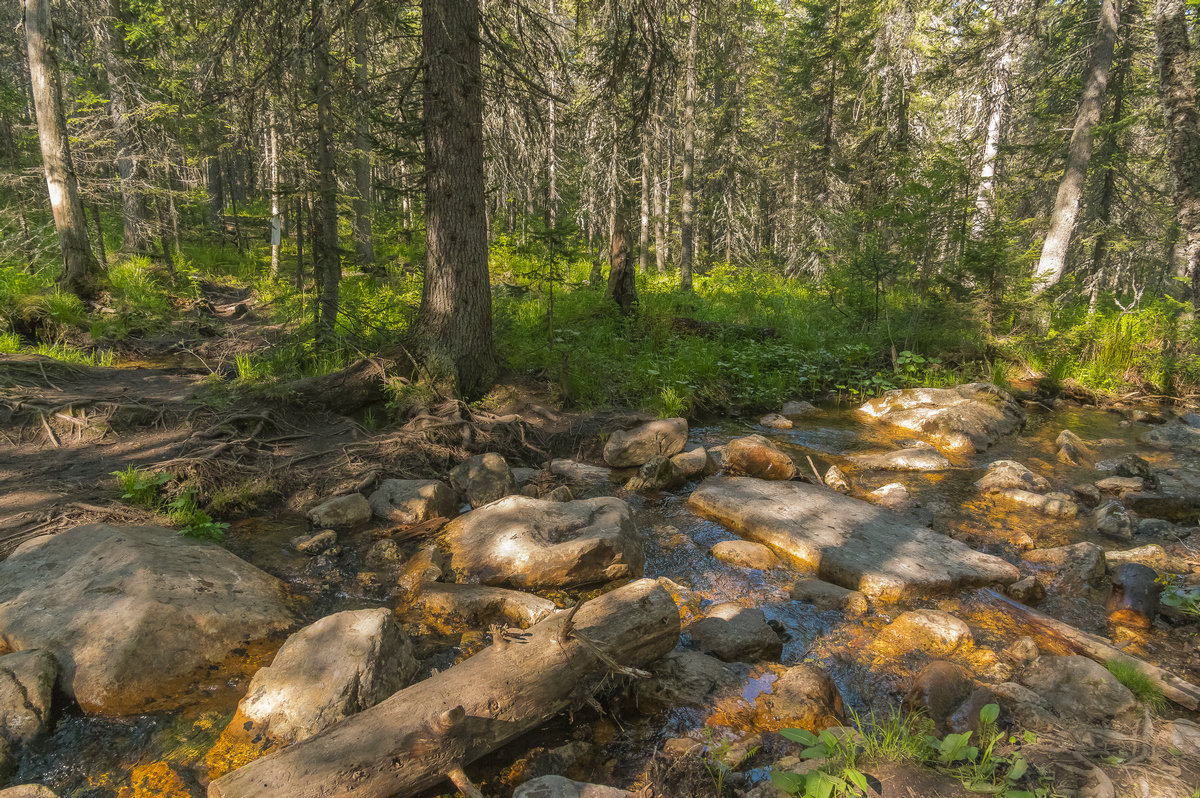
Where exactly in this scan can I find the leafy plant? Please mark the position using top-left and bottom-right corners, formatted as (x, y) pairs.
(167, 487), (228, 541)
(1161, 584), (1200, 618)
(112, 466), (171, 507)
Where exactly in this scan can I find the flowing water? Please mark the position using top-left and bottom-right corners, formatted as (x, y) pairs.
(12, 401), (1200, 797)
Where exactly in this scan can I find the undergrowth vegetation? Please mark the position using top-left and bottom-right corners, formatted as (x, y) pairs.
(4, 216), (1200, 417)
(111, 465), (228, 541)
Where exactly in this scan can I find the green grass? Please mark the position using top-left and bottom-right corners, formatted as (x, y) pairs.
(1105, 659), (1167, 712)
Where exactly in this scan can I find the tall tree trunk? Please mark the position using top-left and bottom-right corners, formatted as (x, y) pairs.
(24, 0), (101, 298)
(680, 0), (699, 291)
(971, 0), (1026, 238)
(652, 103), (666, 274)
(207, 152), (224, 235)
(639, 124), (651, 274)
(96, 0), (149, 252)
(419, 0), (496, 397)
(269, 105), (281, 275)
(1087, 10), (1130, 310)
(547, 0), (559, 234)
(312, 0), (340, 337)
(1153, 0), (1200, 308)
(352, 6), (375, 272)
(1032, 0), (1121, 292)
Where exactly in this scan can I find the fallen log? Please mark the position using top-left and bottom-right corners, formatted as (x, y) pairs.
(208, 577), (681, 798)
(984, 588), (1200, 710)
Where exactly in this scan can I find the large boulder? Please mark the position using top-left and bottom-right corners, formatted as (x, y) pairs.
(412, 583), (557, 629)
(1124, 466), (1200, 522)
(0, 650), (56, 746)
(623, 456), (686, 493)
(849, 446), (951, 472)
(1140, 422), (1200, 453)
(636, 650), (748, 711)
(449, 453), (517, 508)
(753, 664), (846, 733)
(1094, 501), (1134, 541)
(443, 496), (644, 589)
(903, 660), (991, 735)
(689, 477), (1019, 601)
(368, 479), (458, 524)
(670, 447), (715, 479)
(602, 418), (688, 467)
(1020, 656), (1136, 723)
(992, 489), (1077, 518)
(234, 608), (418, 745)
(687, 603), (782, 662)
(871, 610), (973, 659)
(0, 524), (296, 715)
(858, 383), (1024, 454)
(548, 459), (615, 491)
(723, 435), (796, 480)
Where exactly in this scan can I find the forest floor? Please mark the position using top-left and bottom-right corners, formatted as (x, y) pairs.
(0, 280), (595, 556)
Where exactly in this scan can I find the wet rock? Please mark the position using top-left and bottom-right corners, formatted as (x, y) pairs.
(975, 460), (1050, 493)
(1135, 518), (1176, 537)
(1094, 501), (1134, 541)
(1006, 576), (1045, 605)
(858, 383), (1025, 454)
(1095, 476), (1144, 496)
(823, 466), (851, 493)
(711, 540), (781, 570)
(661, 736), (704, 757)
(872, 610), (973, 658)
(753, 664), (846, 733)
(1182, 412), (1200, 428)
(0, 523), (295, 715)
(1132, 409), (1165, 424)
(782, 400), (818, 417)
(636, 650), (747, 710)
(1115, 454), (1157, 486)
(1124, 466), (1200, 522)
(723, 435), (796, 480)
(368, 479), (458, 524)
(0, 786), (58, 798)
(0, 737), (12, 784)
(0, 650), (56, 746)
(602, 418), (688, 468)
(688, 603), (782, 662)
(1072, 483), (1103, 508)
(234, 608), (416, 745)
(449, 453), (517, 508)
(365, 539), (403, 568)
(398, 545), (445, 591)
(443, 496), (643, 589)
(412, 583), (556, 629)
(1162, 719), (1200, 757)
(1105, 544), (1168, 570)
(903, 660), (994, 734)
(548, 459), (615, 495)
(1106, 562), (1161, 629)
(307, 493), (371, 528)
(1055, 429), (1094, 466)
(867, 482), (911, 511)
(1001, 636), (1039, 666)
(849, 446), (951, 472)
(1020, 655), (1136, 723)
(545, 485), (574, 502)
(1022, 542), (1106, 596)
(671, 446), (715, 479)
(292, 530), (338, 555)
(513, 776), (630, 798)
(759, 413), (793, 430)
(1140, 421), (1200, 453)
(624, 456), (685, 493)
(689, 477), (1019, 601)
(790, 578), (868, 616)
(993, 489), (1077, 518)
(1009, 531), (1035, 550)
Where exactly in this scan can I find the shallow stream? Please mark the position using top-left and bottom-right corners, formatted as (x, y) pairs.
(13, 400), (1200, 797)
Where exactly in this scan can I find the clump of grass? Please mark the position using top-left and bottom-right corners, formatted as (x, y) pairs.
(111, 466), (227, 541)
(1106, 659), (1166, 712)
(112, 466), (171, 507)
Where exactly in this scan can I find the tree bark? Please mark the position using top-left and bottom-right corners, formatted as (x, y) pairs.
(418, 0), (496, 398)
(607, 203), (636, 314)
(269, 105), (281, 276)
(971, 0), (1026, 238)
(1153, 0), (1200, 308)
(352, 6), (375, 272)
(680, 0), (699, 291)
(24, 0), (101, 298)
(311, 0), (340, 338)
(95, 0), (149, 252)
(639, 121), (651, 274)
(208, 578), (680, 798)
(1031, 0), (1120, 292)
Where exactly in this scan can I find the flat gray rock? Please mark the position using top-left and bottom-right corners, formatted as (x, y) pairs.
(859, 383), (1024, 454)
(0, 524), (296, 715)
(688, 477), (1019, 601)
(849, 446), (951, 472)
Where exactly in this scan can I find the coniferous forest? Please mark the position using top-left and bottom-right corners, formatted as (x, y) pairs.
(1, 1), (1200, 797)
